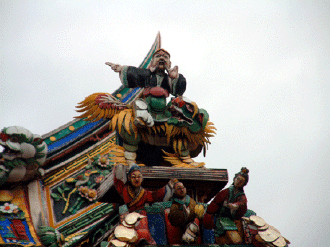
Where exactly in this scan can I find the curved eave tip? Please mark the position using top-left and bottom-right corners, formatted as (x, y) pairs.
(156, 31), (161, 48)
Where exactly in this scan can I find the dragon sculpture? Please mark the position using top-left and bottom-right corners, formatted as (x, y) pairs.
(76, 93), (216, 167)
(0, 126), (47, 186)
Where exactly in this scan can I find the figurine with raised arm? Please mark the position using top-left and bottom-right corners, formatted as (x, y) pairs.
(106, 48), (186, 127)
(203, 167), (249, 245)
(114, 164), (176, 212)
(113, 164), (176, 245)
(77, 47), (216, 167)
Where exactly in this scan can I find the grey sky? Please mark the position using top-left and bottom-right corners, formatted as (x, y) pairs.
(1, 1), (330, 246)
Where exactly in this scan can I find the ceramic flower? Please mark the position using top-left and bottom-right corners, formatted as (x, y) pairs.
(78, 186), (97, 202)
(78, 186), (89, 197)
(97, 155), (110, 167)
(87, 189), (97, 201)
(0, 203), (19, 214)
(95, 175), (105, 184)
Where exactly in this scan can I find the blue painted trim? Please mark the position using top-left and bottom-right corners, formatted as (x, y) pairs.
(47, 120), (103, 152)
(122, 87), (142, 103)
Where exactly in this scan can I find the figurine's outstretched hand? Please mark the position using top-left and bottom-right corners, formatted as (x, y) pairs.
(168, 178), (179, 189)
(115, 164), (127, 183)
(105, 62), (123, 73)
(168, 65), (179, 79)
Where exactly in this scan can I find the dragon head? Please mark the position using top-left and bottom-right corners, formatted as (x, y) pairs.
(167, 97), (209, 132)
(0, 126), (47, 185)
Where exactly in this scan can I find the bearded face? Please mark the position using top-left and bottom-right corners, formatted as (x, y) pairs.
(150, 50), (171, 72)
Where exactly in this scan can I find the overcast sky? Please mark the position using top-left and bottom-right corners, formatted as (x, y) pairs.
(1, 1), (330, 246)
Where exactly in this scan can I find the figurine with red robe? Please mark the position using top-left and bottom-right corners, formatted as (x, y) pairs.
(203, 167), (249, 245)
(114, 164), (176, 245)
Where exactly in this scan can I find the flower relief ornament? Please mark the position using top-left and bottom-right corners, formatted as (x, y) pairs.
(78, 186), (98, 202)
(97, 154), (110, 168)
(95, 175), (105, 184)
(0, 202), (19, 214)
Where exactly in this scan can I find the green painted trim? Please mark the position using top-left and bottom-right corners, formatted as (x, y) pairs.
(63, 210), (119, 247)
(116, 87), (130, 98)
(58, 203), (115, 235)
(138, 33), (161, 69)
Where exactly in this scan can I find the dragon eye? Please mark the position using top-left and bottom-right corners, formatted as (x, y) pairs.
(172, 97), (185, 108)
(186, 104), (194, 112)
(10, 136), (18, 142)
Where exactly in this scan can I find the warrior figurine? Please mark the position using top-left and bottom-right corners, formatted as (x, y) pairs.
(106, 48), (186, 127)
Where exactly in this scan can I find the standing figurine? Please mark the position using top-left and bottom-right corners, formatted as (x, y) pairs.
(203, 167), (249, 245)
(114, 164), (176, 245)
(114, 164), (176, 212)
(106, 48), (186, 127)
